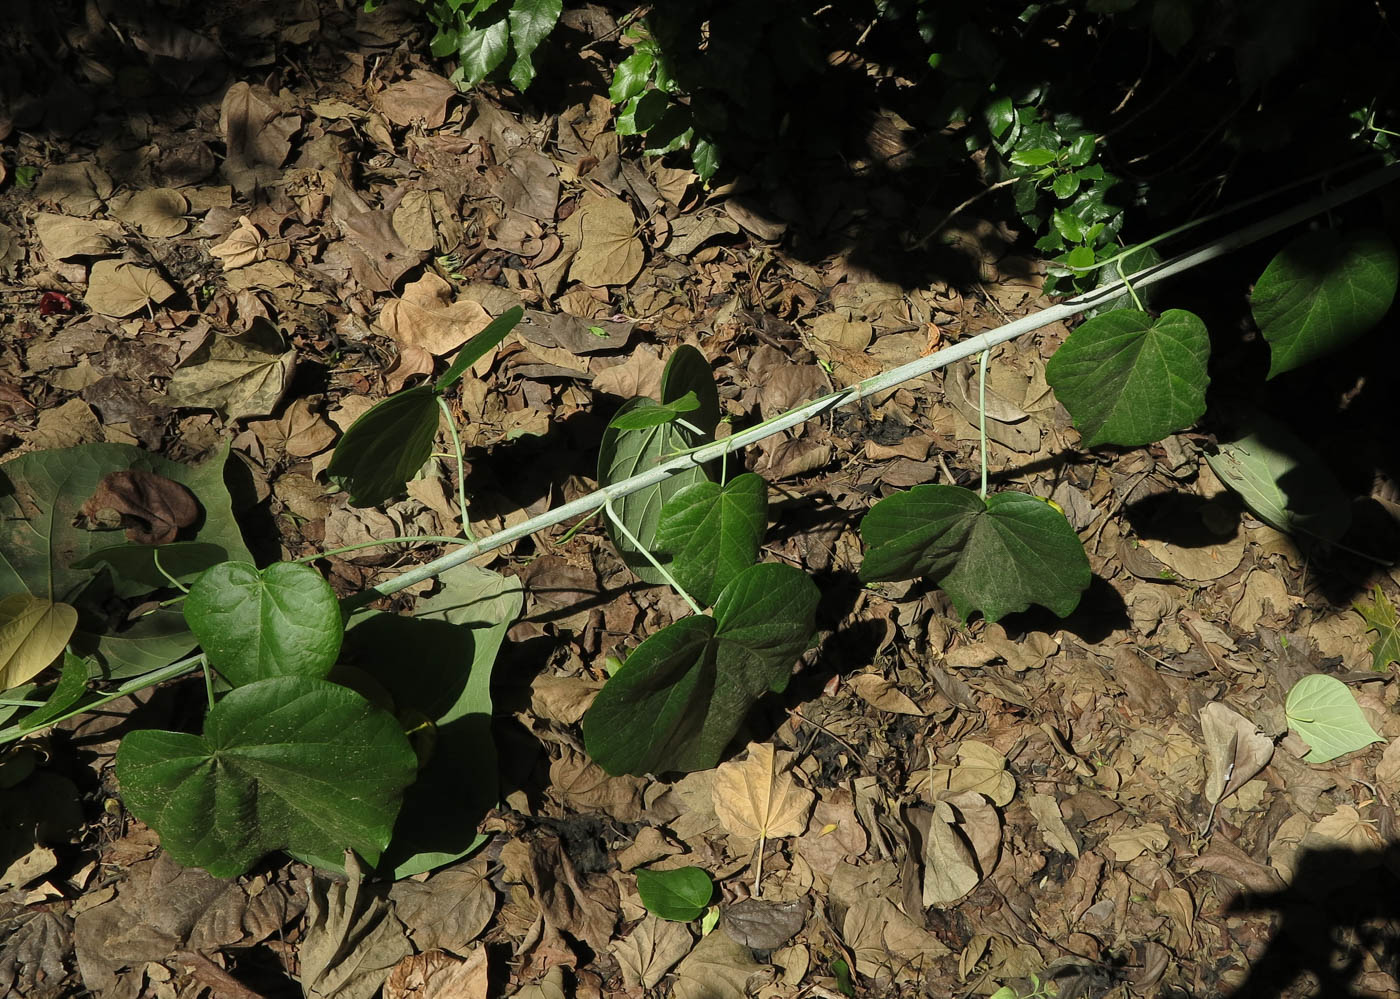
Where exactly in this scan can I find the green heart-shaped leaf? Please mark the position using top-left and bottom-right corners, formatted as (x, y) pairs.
(1203, 412), (1350, 543)
(859, 485), (1090, 622)
(636, 866), (715, 921)
(655, 473), (767, 607)
(327, 386), (439, 507)
(1285, 674), (1384, 764)
(116, 676), (418, 876)
(599, 400), (710, 584)
(599, 347), (721, 584)
(1046, 308), (1209, 447)
(184, 562), (342, 686)
(1252, 228), (1399, 378)
(583, 562), (819, 775)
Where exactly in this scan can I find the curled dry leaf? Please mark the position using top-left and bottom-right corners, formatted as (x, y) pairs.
(210, 217), (267, 269)
(713, 742), (815, 843)
(846, 672), (924, 715)
(377, 273), (492, 356)
(84, 260), (177, 318)
(0, 594), (78, 692)
(33, 213), (124, 259)
(1200, 701), (1274, 804)
(720, 897), (808, 950)
(80, 469), (199, 545)
(947, 741), (1016, 806)
(383, 948), (487, 999)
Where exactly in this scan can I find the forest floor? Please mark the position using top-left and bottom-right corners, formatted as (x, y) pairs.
(3, 2), (1400, 998)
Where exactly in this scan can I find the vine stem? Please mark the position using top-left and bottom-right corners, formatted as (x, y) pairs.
(978, 349), (990, 500)
(437, 395), (476, 542)
(7, 160), (1396, 743)
(604, 500), (703, 615)
(343, 158), (1400, 609)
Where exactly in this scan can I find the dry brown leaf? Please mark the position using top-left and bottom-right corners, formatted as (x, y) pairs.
(1302, 805), (1385, 854)
(84, 260), (177, 317)
(611, 914), (693, 990)
(567, 193), (644, 286)
(1140, 532), (1246, 582)
(713, 742), (814, 843)
(846, 672), (924, 716)
(80, 469), (198, 545)
(0, 594), (78, 692)
(590, 344), (664, 399)
(378, 70), (459, 128)
(378, 273), (493, 356)
(392, 189), (438, 253)
(947, 741), (1016, 806)
(508, 967), (566, 999)
(164, 320), (296, 420)
(549, 749), (645, 821)
(1200, 701), (1274, 804)
(34, 161), (113, 214)
(388, 855), (496, 955)
(720, 897), (807, 950)
(113, 188), (189, 237)
(210, 217), (267, 269)
(34, 213), (124, 259)
(671, 925), (765, 999)
(384, 948), (487, 999)
(666, 211), (740, 256)
(1026, 792), (1079, 858)
(1103, 822), (1170, 863)
(220, 82), (300, 196)
(842, 896), (950, 984)
(300, 853), (412, 999)
(921, 802), (981, 907)
(250, 398), (338, 458)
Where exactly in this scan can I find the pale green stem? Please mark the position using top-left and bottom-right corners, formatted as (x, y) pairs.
(437, 395), (476, 542)
(0, 653), (203, 743)
(346, 158), (1400, 608)
(8, 158), (1397, 745)
(604, 500), (703, 615)
(294, 535), (470, 563)
(152, 548), (190, 594)
(978, 349), (990, 500)
(1119, 262), (1144, 311)
(200, 654), (215, 710)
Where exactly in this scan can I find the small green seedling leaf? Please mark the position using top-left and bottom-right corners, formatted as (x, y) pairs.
(636, 865), (714, 921)
(859, 485), (1090, 622)
(0, 593), (78, 692)
(1046, 308), (1210, 447)
(608, 391), (700, 431)
(434, 305), (523, 393)
(327, 386), (439, 507)
(1355, 585), (1400, 673)
(17, 651), (91, 730)
(1203, 412), (1351, 543)
(184, 562), (342, 687)
(582, 562), (819, 775)
(599, 346), (720, 585)
(116, 676), (418, 876)
(655, 473), (767, 607)
(1251, 228), (1399, 377)
(1285, 674), (1384, 763)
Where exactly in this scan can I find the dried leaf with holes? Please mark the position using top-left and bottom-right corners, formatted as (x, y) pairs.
(80, 469), (199, 545)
